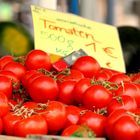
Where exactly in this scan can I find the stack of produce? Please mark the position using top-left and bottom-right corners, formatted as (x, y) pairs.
(0, 49), (140, 140)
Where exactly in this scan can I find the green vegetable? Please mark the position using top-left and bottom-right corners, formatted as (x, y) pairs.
(0, 21), (34, 57)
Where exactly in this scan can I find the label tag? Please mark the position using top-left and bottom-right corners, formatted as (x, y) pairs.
(31, 5), (125, 73)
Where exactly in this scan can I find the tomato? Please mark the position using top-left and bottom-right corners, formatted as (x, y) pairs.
(0, 55), (13, 70)
(130, 72), (140, 83)
(0, 70), (20, 90)
(78, 111), (106, 137)
(115, 83), (140, 107)
(2, 112), (22, 135)
(0, 76), (12, 99)
(0, 117), (3, 134)
(57, 69), (84, 83)
(25, 49), (52, 71)
(82, 85), (112, 110)
(3, 61), (26, 80)
(64, 105), (81, 128)
(105, 109), (140, 140)
(105, 109), (128, 139)
(8, 99), (17, 110)
(25, 73), (43, 91)
(40, 101), (66, 133)
(27, 75), (59, 102)
(107, 95), (137, 115)
(22, 101), (37, 108)
(21, 70), (39, 88)
(73, 78), (92, 105)
(72, 56), (101, 78)
(108, 73), (131, 84)
(104, 68), (122, 77)
(94, 72), (110, 81)
(58, 80), (77, 105)
(136, 127), (140, 140)
(93, 67), (119, 81)
(13, 114), (48, 137)
(61, 124), (96, 138)
(112, 115), (139, 140)
(61, 124), (83, 137)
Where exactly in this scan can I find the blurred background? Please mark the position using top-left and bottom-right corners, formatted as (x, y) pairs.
(0, 0), (139, 33)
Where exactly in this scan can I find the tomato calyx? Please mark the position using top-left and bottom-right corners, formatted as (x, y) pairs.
(37, 68), (57, 79)
(70, 125), (96, 138)
(14, 106), (35, 118)
(127, 111), (140, 125)
(80, 109), (90, 116)
(91, 80), (119, 91)
(93, 107), (108, 116)
(57, 68), (71, 76)
(37, 68), (72, 81)
(9, 101), (51, 119)
(113, 96), (124, 105)
(56, 68), (71, 82)
(14, 56), (26, 65)
(12, 90), (30, 103)
(35, 102), (49, 111)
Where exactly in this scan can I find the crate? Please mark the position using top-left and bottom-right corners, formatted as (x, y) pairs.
(0, 135), (106, 140)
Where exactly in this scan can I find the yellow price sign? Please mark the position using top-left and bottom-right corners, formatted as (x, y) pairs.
(31, 5), (126, 73)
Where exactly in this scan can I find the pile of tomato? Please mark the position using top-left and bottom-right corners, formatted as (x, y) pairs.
(1, 49), (140, 140)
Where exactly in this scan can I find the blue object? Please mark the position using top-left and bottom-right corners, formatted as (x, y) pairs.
(69, 0), (79, 15)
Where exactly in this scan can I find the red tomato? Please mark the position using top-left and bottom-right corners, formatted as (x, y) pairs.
(61, 124), (96, 138)
(105, 109), (140, 140)
(115, 83), (140, 107)
(40, 101), (66, 133)
(130, 72), (140, 83)
(0, 70), (20, 90)
(0, 76), (12, 99)
(82, 85), (112, 110)
(107, 95), (137, 115)
(97, 68), (117, 77)
(21, 70), (39, 88)
(72, 56), (101, 78)
(58, 80), (77, 105)
(78, 111), (106, 137)
(3, 61), (26, 80)
(0, 55), (13, 70)
(136, 128), (140, 140)
(22, 101), (38, 109)
(104, 68), (122, 77)
(27, 75), (59, 102)
(64, 105), (81, 128)
(25, 49), (51, 70)
(105, 109), (128, 139)
(25, 73), (43, 91)
(112, 115), (139, 140)
(93, 67), (120, 81)
(0, 117), (3, 134)
(57, 69), (84, 83)
(108, 73), (131, 84)
(13, 114), (48, 137)
(73, 78), (92, 105)
(94, 72), (110, 81)
(8, 99), (17, 110)
(2, 112), (22, 135)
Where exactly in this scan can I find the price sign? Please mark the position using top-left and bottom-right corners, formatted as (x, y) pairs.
(31, 5), (125, 73)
